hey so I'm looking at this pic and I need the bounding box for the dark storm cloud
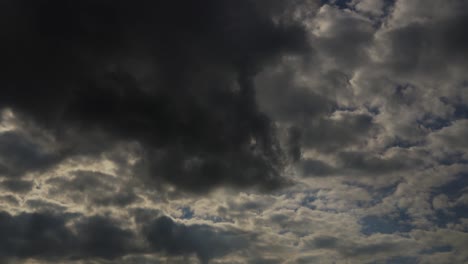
[0,211,76,260]
[1,179,34,193]
[0,131,60,178]
[143,216,248,264]
[0,210,248,262]
[74,216,137,260]
[0,0,310,192]
[47,170,141,207]
[0,211,135,261]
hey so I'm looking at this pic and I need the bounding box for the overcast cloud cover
[1,0,468,263]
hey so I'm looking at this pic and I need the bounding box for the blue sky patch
[360,211,413,235]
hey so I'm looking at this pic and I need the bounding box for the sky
[0,0,468,263]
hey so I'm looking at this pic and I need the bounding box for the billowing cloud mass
[1,0,468,263]
[0,0,311,192]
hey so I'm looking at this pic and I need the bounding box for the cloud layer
[0,0,310,192]
[1,0,468,263]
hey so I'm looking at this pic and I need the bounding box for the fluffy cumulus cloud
[1,0,468,263]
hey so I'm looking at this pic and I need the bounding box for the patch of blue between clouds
[436,152,468,166]
[321,0,396,14]
[382,0,396,12]
[440,95,468,119]
[320,0,352,9]
[430,173,468,229]
[180,207,194,219]
[204,215,234,224]
[333,105,358,112]
[421,245,453,254]
[365,104,380,115]
[343,181,398,207]
[454,103,468,119]
[360,210,413,235]
[434,172,468,200]
[433,205,468,231]
[385,137,423,149]
[300,193,317,210]
[417,114,452,131]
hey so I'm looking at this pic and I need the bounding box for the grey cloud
[246,257,282,264]
[47,170,140,208]
[303,235,415,261]
[0,0,468,263]
[255,66,335,124]
[0,211,76,260]
[0,131,60,178]
[73,216,137,260]
[138,144,289,193]
[343,241,400,257]
[312,4,375,70]
[25,199,68,213]
[143,216,248,264]
[299,148,417,177]
[309,235,339,249]
[379,4,468,80]
[254,63,336,161]
[300,159,336,177]
[0,195,19,207]
[336,151,415,175]
[267,111,378,165]
[0,0,311,193]
[301,112,376,153]
[92,191,141,208]
[1,179,33,193]
[429,120,468,151]
[0,210,249,263]
[48,170,116,193]
[351,0,387,17]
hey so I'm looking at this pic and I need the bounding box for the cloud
[0,131,60,178]
[0,0,311,193]
[0,211,135,261]
[143,216,248,264]
[300,112,377,153]
[73,216,137,260]
[429,120,468,152]
[1,179,34,193]
[1,0,468,263]
[47,170,141,208]
[0,210,249,263]
[0,211,77,260]
[300,233,420,263]
[351,0,386,17]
